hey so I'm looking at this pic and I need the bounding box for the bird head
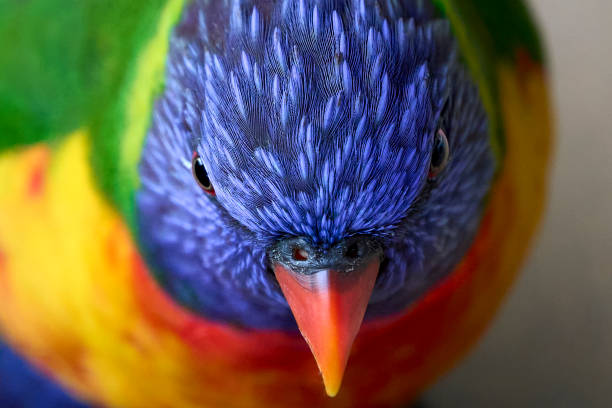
[138,0,495,396]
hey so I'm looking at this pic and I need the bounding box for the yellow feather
[0,59,553,407]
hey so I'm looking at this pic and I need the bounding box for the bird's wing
[0,0,186,228]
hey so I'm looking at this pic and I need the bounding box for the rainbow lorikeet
[0,0,552,407]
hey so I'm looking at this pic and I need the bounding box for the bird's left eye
[192,152,215,195]
[429,128,450,178]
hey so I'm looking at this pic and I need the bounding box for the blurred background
[428,0,612,406]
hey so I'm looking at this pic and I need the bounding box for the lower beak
[273,259,380,397]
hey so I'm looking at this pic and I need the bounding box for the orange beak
[273,259,380,396]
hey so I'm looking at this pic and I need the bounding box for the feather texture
[138,0,494,328]
[0,0,552,406]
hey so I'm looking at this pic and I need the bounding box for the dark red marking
[27,155,50,198]
[0,246,9,297]
[0,247,6,283]
[515,48,539,94]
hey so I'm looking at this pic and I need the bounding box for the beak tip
[273,259,381,398]
[319,359,346,397]
[324,382,341,398]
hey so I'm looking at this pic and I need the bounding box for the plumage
[0,0,552,407]
[136,0,495,329]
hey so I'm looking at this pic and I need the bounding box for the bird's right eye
[192,152,215,195]
[429,128,450,179]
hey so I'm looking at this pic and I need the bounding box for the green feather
[89,0,186,231]
[0,1,91,149]
[0,0,544,229]
[434,0,545,166]
[0,0,185,230]
[464,0,544,62]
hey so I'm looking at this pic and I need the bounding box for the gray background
[427,1,612,406]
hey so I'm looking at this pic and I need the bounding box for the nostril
[344,242,360,259]
[292,247,309,261]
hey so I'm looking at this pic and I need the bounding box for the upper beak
[270,236,382,397]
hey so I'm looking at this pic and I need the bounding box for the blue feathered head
[138,0,495,330]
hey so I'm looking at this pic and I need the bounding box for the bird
[0,0,552,407]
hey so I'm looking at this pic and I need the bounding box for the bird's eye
[429,128,450,178]
[192,152,215,195]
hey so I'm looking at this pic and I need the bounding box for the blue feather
[0,340,88,408]
[137,0,495,329]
